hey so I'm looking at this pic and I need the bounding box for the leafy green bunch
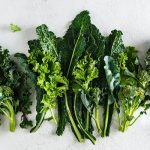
[28,48,68,132]
[72,53,99,143]
[15,24,69,133]
[116,47,150,132]
[0,10,149,145]
[0,46,32,131]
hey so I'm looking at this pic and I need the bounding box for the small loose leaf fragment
[10,23,21,32]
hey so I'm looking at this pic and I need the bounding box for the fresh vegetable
[0,10,149,144]
[115,48,150,132]
[0,46,32,130]
[10,23,21,32]
[0,86,15,131]
[26,24,69,133]
[72,53,98,144]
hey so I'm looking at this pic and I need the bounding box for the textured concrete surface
[0,0,150,150]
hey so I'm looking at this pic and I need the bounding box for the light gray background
[0,0,150,150]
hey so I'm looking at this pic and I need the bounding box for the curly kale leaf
[14,53,39,128]
[0,46,16,86]
[72,54,98,144]
[28,48,68,132]
[72,53,98,93]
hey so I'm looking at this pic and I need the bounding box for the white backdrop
[0,0,150,150]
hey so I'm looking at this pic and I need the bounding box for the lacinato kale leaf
[10,23,21,32]
[60,10,91,77]
[105,30,124,57]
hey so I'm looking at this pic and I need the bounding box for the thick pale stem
[64,93,83,142]
[30,112,46,133]
[2,100,16,132]
[9,112,15,132]
[49,107,57,124]
[95,106,102,134]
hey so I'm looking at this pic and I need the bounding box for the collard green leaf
[80,90,93,113]
[104,56,120,93]
[103,56,120,136]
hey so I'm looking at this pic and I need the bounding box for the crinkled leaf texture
[60,10,91,77]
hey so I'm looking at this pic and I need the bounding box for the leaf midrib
[66,25,84,77]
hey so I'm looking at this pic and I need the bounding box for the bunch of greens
[0,10,149,144]
[0,46,32,131]
[24,25,69,134]
[114,47,150,132]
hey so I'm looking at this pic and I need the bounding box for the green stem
[103,100,109,137]
[85,111,89,131]
[74,93,96,144]
[30,112,46,133]
[118,113,122,131]
[121,114,130,132]
[66,25,83,77]
[95,106,102,134]
[122,119,127,132]
[129,114,141,126]
[49,107,57,124]
[114,100,122,130]
[1,100,16,132]
[64,93,83,142]
[9,111,15,132]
